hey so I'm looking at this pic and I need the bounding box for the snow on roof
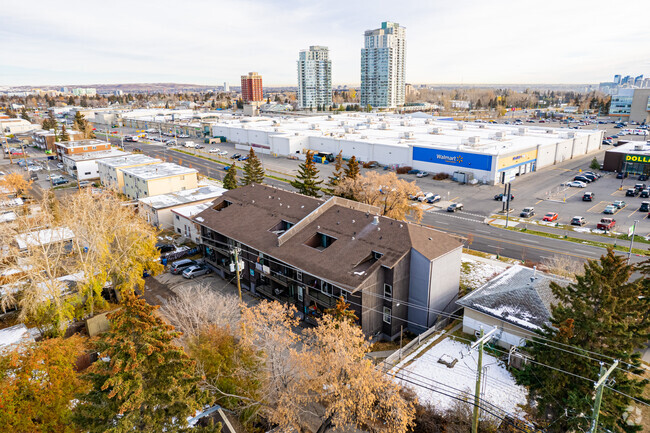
[63,149,129,161]
[171,201,214,219]
[139,185,225,210]
[0,211,17,223]
[0,324,35,349]
[15,227,75,250]
[457,264,570,331]
[121,162,197,181]
[0,197,24,208]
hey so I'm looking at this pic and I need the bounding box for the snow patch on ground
[393,337,528,414]
[461,257,507,290]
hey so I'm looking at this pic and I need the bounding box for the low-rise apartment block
[55,139,112,160]
[61,149,130,181]
[138,185,225,229]
[33,129,83,153]
[194,184,463,339]
[97,154,162,193]
[121,163,198,200]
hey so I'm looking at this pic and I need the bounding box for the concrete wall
[630,90,650,124]
[554,138,573,164]
[536,143,557,169]
[462,308,534,349]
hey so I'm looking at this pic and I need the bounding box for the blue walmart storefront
[412,147,496,184]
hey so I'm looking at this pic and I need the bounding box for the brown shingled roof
[194,184,463,291]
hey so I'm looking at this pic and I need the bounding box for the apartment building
[241,72,263,103]
[55,139,112,160]
[33,129,82,153]
[138,185,225,229]
[609,88,650,124]
[360,21,406,108]
[194,184,463,339]
[97,154,162,193]
[121,163,198,200]
[297,46,332,110]
[61,149,129,181]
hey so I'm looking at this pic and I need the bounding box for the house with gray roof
[456,265,569,349]
[194,183,464,340]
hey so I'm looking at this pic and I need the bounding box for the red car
[542,212,558,222]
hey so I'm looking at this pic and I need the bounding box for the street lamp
[627,220,639,264]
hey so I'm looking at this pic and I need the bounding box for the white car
[416,171,429,178]
[567,181,587,188]
[208,148,221,153]
[26,165,42,172]
[217,150,228,156]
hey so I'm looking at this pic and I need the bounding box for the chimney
[372,215,379,225]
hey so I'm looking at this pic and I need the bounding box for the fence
[381,310,461,366]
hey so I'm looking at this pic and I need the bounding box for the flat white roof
[122,162,197,181]
[209,113,602,156]
[64,149,129,162]
[606,141,650,156]
[139,185,225,209]
[0,324,34,349]
[96,153,161,168]
[171,201,214,219]
[15,227,74,250]
[57,139,107,148]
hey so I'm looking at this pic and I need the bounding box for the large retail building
[602,141,650,176]
[206,113,603,185]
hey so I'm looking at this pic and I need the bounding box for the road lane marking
[524,239,539,243]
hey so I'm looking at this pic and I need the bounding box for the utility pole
[234,246,242,302]
[627,220,639,264]
[471,327,497,433]
[589,360,619,433]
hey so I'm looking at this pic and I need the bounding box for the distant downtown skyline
[2,0,650,86]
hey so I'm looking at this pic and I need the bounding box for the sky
[2,0,650,87]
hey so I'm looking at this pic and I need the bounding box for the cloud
[1,0,649,86]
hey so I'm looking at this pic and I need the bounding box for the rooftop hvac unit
[479,124,486,128]
[429,127,443,134]
[310,124,318,130]
[339,121,348,126]
[457,123,465,130]
[468,136,480,145]
[634,143,644,151]
[274,128,280,132]
[327,115,334,120]
[379,122,389,130]
[425,119,433,124]
[360,135,368,139]
[495,131,506,140]
[344,127,355,134]
[402,131,415,139]
[400,120,410,126]
[567,132,576,138]
[518,127,528,135]
[546,129,554,134]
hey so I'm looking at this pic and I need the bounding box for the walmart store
[603,141,650,176]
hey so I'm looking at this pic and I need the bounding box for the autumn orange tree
[0,172,33,197]
[0,335,87,432]
[72,294,214,432]
[335,171,423,222]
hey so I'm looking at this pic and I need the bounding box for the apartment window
[177,228,181,234]
[175,215,180,220]
[298,286,304,302]
[383,307,391,324]
[373,251,384,260]
[340,289,348,301]
[296,271,303,282]
[321,281,333,296]
[384,283,392,298]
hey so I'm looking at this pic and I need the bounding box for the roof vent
[372,215,379,225]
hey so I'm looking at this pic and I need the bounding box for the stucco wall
[462,308,535,349]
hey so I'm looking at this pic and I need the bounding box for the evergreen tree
[73,294,213,433]
[59,124,70,142]
[20,106,30,122]
[67,96,75,106]
[516,249,649,433]
[590,157,600,171]
[290,151,322,197]
[344,155,360,180]
[326,150,344,192]
[241,147,265,186]
[223,163,238,190]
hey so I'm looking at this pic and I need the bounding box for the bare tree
[159,284,240,341]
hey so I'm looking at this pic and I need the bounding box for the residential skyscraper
[240,72,263,102]
[360,21,406,109]
[613,74,621,84]
[634,75,644,87]
[297,46,332,110]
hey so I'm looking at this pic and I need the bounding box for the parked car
[416,171,429,178]
[519,207,535,218]
[447,203,463,212]
[626,188,639,197]
[230,153,242,159]
[419,192,434,202]
[170,259,197,275]
[641,189,650,198]
[603,205,617,214]
[56,162,64,169]
[616,172,628,179]
[407,169,421,175]
[571,216,587,226]
[640,202,650,212]
[182,264,211,279]
[639,174,648,181]
[208,148,221,153]
[238,155,249,161]
[583,171,601,179]
[542,212,558,222]
[634,183,647,191]
[567,181,587,188]
[217,150,228,156]
[494,193,515,201]
[156,243,175,254]
[613,200,626,209]
[574,175,591,183]
[597,218,616,231]
[52,177,69,186]
[426,194,441,204]
[582,192,595,201]
[581,173,597,182]
[78,181,91,188]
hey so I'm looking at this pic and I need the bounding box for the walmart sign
[412,147,493,171]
